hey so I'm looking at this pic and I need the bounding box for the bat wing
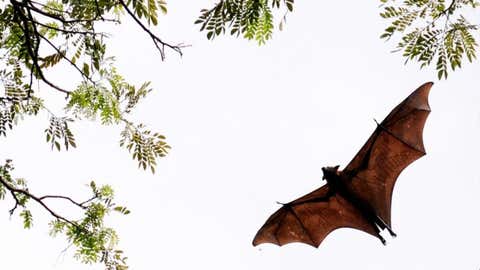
[252,185,380,247]
[343,82,432,227]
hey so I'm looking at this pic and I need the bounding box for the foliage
[0,160,129,269]
[120,122,170,173]
[45,116,76,150]
[0,0,299,268]
[0,0,181,269]
[379,0,479,79]
[196,0,295,44]
[0,0,180,171]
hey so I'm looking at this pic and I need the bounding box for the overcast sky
[1,1,480,270]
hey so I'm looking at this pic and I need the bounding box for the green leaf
[20,209,33,229]
[54,141,61,151]
[82,63,90,77]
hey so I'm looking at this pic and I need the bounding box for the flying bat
[252,82,433,247]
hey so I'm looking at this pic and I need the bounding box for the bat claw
[387,228,397,238]
[277,201,290,207]
[380,237,387,245]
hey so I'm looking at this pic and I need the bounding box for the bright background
[1,1,479,269]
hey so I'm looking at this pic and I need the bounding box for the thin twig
[33,19,107,36]
[0,175,79,228]
[37,33,97,86]
[39,195,87,209]
[118,0,185,60]
[79,195,97,206]
[12,0,119,24]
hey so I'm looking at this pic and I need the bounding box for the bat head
[321,165,340,181]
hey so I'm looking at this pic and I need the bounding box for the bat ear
[334,165,340,171]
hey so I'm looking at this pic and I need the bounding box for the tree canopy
[0,1,184,269]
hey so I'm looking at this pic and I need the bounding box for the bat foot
[386,228,397,238]
[379,236,387,245]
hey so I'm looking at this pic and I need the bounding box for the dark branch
[11,1,71,96]
[12,0,119,24]
[33,19,107,36]
[0,175,79,228]
[8,187,21,215]
[80,195,97,206]
[29,0,73,16]
[118,0,185,60]
[39,195,88,209]
[37,33,96,85]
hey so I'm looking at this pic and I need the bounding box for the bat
[252,82,433,247]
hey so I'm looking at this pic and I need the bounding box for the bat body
[253,82,432,247]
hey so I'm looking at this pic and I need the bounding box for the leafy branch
[65,67,171,171]
[120,121,170,173]
[196,0,295,44]
[1,0,182,171]
[0,159,130,269]
[118,0,186,59]
[379,0,479,79]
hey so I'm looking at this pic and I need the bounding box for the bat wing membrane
[343,82,432,227]
[252,185,379,247]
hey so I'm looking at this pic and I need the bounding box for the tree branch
[79,195,97,206]
[0,175,79,228]
[118,0,185,60]
[11,0,71,96]
[39,195,88,209]
[12,0,119,24]
[33,18,107,37]
[37,33,97,86]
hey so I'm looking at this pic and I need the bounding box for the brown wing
[252,185,380,247]
[343,82,432,227]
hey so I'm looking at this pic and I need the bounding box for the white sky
[1,1,480,269]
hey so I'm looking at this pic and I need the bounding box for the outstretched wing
[252,185,380,247]
[343,82,432,227]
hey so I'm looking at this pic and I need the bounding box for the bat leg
[374,216,397,237]
[378,218,396,237]
[386,227,397,238]
[379,234,387,245]
[373,223,387,245]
